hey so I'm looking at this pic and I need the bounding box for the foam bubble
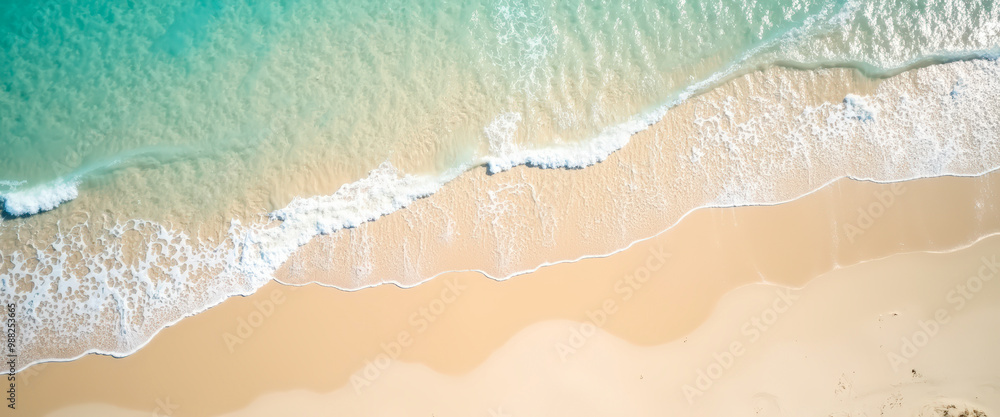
[842,94,877,122]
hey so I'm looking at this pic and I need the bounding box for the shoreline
[7,55,1000,375]
[18,169,1000,416]
[213,233,1000,417]
[10,168,997,375]
[44,238,1000,416]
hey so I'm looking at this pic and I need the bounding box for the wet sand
[23,169,1000,417]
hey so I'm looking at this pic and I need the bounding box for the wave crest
[1,179,80,217]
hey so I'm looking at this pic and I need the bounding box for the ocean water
[1,0,1000,367]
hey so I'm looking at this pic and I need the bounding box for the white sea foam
[0,160,460,371]
[474,0,841,177]
[482,109,663,174]
[5,57,1000,373]
[241,162,450,279]
[0,180,26,190]
[842,94,877,122]
[0,179,80,217]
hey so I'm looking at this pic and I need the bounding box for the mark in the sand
[918,402,988,417]
[879,390,903,415]
[834,372,855,398]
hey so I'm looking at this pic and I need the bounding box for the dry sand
[21,169,1000,417]
[213,231,1000,417]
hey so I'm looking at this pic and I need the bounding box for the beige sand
[20,169,1000,417]
[211,231,1000,417]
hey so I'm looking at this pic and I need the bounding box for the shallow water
[3,0,997,219]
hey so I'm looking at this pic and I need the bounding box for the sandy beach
[4,3,1000,416]
[20,168,1000,417]
[8,56,1000,373]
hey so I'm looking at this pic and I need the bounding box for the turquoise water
[2,0,1000,367]
[2,0,995,219]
